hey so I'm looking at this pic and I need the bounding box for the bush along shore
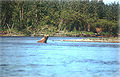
[0,30,119,37]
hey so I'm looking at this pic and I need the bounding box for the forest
[0,0,119,37]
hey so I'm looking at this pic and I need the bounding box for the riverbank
[60,38,120,43]
[0,31,118,37]
[0,34,119,43]
[0,31,120,43]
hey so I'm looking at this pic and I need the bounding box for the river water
[0,36,120,77]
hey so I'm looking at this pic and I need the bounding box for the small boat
[37,35,49,43]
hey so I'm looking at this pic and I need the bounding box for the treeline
[0,0,119,37]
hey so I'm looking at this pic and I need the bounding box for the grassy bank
[0,30,118,37]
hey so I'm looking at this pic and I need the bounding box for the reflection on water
[0,36,120,77]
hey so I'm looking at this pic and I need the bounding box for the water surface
[0,36,120,77]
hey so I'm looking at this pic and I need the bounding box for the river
[0,36,120,77]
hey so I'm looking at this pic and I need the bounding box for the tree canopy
[0,0,119,37]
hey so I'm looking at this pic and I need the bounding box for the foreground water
[0,36,120,77]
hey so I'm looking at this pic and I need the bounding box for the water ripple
[0,64,9,66]
[75,59,119,65]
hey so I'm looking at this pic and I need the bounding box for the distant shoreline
[0,32,118,37]
[61,38,120,43]
[0,34,119,43]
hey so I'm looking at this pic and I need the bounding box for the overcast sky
[103,0,119,4]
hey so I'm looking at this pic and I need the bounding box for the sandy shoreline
[61,39,120,43]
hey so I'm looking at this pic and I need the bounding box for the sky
[103,0,119,4]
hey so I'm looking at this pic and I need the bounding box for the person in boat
[37,35,49,43]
